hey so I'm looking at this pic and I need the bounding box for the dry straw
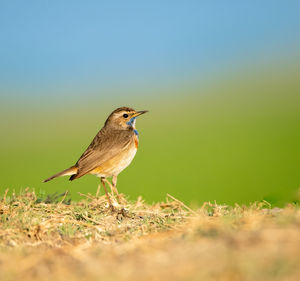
[0,189,299,281]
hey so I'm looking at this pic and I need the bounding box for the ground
[0,189,299,281]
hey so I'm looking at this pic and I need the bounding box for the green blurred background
[0,2,300,205]
[1,60,300,206]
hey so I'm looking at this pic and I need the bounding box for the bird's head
[105,107,148,129]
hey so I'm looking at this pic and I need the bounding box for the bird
[43,106,148,206]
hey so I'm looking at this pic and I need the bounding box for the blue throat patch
[126,117,139,136]
[126,117,136,126]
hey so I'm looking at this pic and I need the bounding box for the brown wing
[71,127,134,180]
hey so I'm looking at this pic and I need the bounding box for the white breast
[112,145,137,176]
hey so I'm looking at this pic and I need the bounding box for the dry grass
[0,189,300,281]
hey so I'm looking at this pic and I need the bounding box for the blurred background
[0,1,299,206]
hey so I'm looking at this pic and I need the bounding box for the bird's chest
[91,131,139,177]
[110,140,137,175]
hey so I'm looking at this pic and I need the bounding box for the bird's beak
[132,110,148,117]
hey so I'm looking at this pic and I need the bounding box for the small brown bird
[44,107,148,206]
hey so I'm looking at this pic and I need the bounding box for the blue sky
[0,1,299,100]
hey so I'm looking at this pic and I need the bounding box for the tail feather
[43,166,77,183]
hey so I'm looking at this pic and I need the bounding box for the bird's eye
[123,113,129,118]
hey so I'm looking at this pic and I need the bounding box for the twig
[78,192,95,200]
[96,184,101,198]
[3,188,9,202]
[82,215,104,226]
[59,190,69,205]
[167,193,198,216]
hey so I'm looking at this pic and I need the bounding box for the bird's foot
[108,204,115,212]
[116,207,130,220]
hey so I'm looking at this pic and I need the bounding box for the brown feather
[44,106,143,183]
[70,126,135,180]
[43,166,77,182]
[104,106,135,126]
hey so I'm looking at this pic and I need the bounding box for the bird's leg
[112,175,122,203]
[112,175,119,195]
[104,177,120,203]
[103,178,116,195]
[101,177,112,208]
